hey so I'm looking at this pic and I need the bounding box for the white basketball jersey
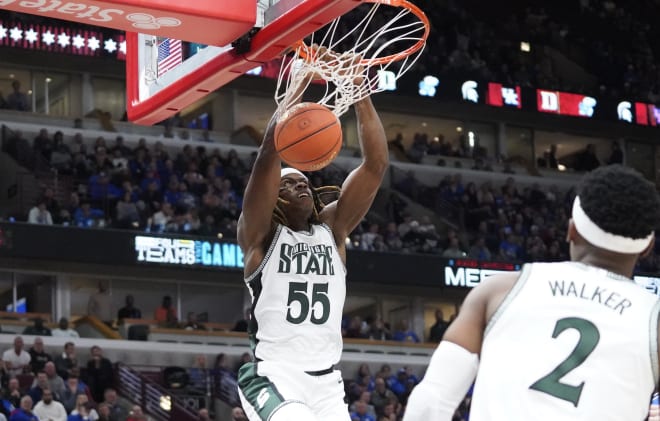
[471,262,660,421]
[244,223,346,371]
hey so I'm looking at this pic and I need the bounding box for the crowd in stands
[410,0,660,103]
[4,126,659,273]
[0,334,139,421]
[2,0,660,109]
[342,362,471,421]
[342,309,450,345]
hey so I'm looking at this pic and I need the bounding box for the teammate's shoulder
[467,270,521,304]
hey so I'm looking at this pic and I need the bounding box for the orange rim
[294,0,430,66]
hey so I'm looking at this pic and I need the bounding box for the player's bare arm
[319,96,388,260]
[237,114,282,275]
[404,272,520,421]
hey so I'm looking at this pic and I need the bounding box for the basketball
[274,102,343,172]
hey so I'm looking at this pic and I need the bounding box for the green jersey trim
[245,224,283,283]
[237,362,287,421]
[484,263,532,338]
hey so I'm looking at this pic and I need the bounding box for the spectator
[61,377,87,414]
[117,295,141,320]
[350,391,377,420]
[28,372,49,403]
[51,132,72,172]
[230,407,247,421]
[212,354,239,407]
[183,312,205,331]
[42,188,61,223]
[154,296,177,326]
[86,347,114,404]
[388,369,412,399]
[370,378,397,418]
[44,362,66,400]
[96,403,111,421]
[499,233,521,261]
[27,201,53,225]
[350,400,376,421]
[126,406,146,421]
[391,320,420,343]
[9,396,37,421]
[23,318,51,336]
[233,352,252,375]
[468,237,492,260]
[52,318,79,338]
[73,201,105,228]
[33,388,66,421]
[28,337,52,374]
[345,316,367,339]
[102,389,129,421]
[32,129,52,162]
[188,355,208,394]
[441,237,467,258]
[3,336,31,377]
[87,282,113,324]
[428,309,449,343]
[68,394,99,421]
[5,379,21,410]
[54,342,78,380]
[0,391,10,420]
[607,141,624,165]
[368,318,391,341]
[115,192,140,229]
[6,81,29,112]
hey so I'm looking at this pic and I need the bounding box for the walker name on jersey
[135,235,244,268]
[277,243,336,275]
[548,280,632,315]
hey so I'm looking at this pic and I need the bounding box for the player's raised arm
[320,96,388,244]
[237,114,282,252]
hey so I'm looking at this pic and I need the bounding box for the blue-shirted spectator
[392,320,420,343]
[88,173,121,203]
[349,401,375,421]
[73,202,104,228]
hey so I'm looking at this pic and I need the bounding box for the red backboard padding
[0,0,255,46]
[126,0,363,125]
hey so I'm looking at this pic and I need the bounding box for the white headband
[280,167,306,179]
[572,196,654,254]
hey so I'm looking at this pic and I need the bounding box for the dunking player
[405,165,660,420]
[236,96,387,420]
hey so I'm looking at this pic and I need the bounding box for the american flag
[157,38,182,77]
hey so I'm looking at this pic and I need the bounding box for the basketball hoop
[275,0,430,118]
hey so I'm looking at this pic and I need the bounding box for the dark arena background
[0,0,659,420]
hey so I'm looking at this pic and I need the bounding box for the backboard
[126,0,364,125]
[0,0,255,46]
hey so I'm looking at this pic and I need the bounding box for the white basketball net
[275,1,428,118]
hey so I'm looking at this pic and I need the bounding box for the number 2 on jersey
[529,317,600,407]
[286,282,330,325]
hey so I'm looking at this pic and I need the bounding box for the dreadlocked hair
[577,164,660,239]
[273,185,341,226]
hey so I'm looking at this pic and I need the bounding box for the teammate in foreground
[236,96,387,420]
[405,165,660,421]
